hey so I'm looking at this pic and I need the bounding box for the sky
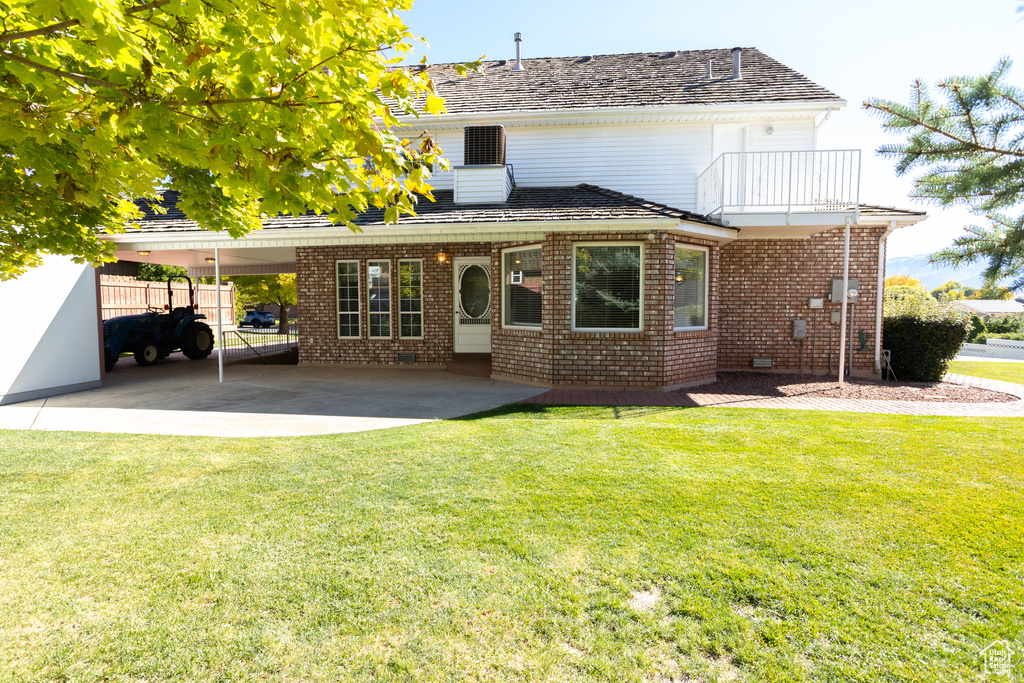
[400,0,1024,259]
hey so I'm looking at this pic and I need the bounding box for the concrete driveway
[0,353,547,437]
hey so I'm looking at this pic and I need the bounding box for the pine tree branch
[865,100,1024,159]
[0,1,171,43]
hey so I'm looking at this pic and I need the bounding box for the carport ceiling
[115,246,295,276]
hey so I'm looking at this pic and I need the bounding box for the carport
[0,354,546,436]
[110,236,298,382]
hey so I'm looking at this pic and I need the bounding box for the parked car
[240,310,276,328]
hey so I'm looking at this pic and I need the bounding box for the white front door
[453,257,492,353]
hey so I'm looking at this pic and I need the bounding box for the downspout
[215,248,223,384]
[874,220,899,375]
[812,106,833,150]
[838,216,852,387]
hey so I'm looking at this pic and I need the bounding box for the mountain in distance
[885,254,1000,291]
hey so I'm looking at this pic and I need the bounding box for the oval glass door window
[459,265,490,318]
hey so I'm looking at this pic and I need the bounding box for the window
[398,260,423,338]
[502,246,542,327]
[674,246,708,330]
[573,244,642,331]
[368,260,391,338]
[336,260,360,338]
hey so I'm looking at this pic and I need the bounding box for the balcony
[697,150,861,234]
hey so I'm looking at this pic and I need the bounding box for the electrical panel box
[830,311,841,324]
[808,298,824,309]
[830,278,860,303]
[792,318,807,339]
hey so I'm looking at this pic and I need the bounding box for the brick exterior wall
[718,225,885,377]
[296,233,719,389]
[296,243,489,367]
[295,224,884,387]
[491,232,718,389]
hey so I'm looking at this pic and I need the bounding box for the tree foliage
[1,0,468,279]
[864,58,1024,290]
[884,274,922,288]
[229,274,295,333]
[931,280,968,301]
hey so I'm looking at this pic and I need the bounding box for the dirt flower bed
[699,372,1018,403]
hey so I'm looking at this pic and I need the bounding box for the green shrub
[985,313,1024,335]
[885,284,935,304]
[976,332,1024,343]
[966,314,986,343]
[883,292,972,381]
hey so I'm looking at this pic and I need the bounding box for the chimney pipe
[513,33,526,71]
[706,59,712,79]
[732,47,742,79]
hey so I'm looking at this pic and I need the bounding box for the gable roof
[409,48,843,116]
[960,299,1024,315]
[131,184,723,233]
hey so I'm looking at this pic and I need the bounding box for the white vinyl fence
[959,339,1024,360]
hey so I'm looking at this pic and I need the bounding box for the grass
[1,407,1022,681]
[949,360,1024,384]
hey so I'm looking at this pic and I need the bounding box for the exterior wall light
[437,251,449,263]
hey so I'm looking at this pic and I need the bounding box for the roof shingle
[408,48,842,116]
[132,184,719,233]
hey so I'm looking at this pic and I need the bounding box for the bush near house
[966,314,986,343]
[985,313,1024,335]
[883,289,972,381]
[976,332,1024,343]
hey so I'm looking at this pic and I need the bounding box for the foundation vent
[397,353,416,363]
[752,357,773,368]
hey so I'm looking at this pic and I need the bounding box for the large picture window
[503,246,542,327]
[368,260,391,338]
[398,260,423,339]
[336,260,360,338]
[573,244,642,331]
[674,246,708,330]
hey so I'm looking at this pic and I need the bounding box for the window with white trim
[674,246,708,330]
[368,260,391,338]
[502,246,542,327]
[573,243,642,331]
[336,260,360,338]
[398,259,423,339]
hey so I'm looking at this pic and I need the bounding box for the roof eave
[391,100,848,129]
[104,217,739,251]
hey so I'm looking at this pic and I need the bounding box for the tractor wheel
[181,322,214,360]
[134,338,160,366]
[104,348,117,373]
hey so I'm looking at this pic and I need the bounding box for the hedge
[976,332,1024,343]
[883,291,971,381]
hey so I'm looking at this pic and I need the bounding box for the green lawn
[1,407,1022,682]
[949,360,1024,384]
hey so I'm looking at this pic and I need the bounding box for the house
[960,299,1024,318]
[1,44,929,403]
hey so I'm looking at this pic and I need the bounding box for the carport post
[215,248,223,383]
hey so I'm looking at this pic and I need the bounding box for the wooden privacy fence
[101,276,235,321]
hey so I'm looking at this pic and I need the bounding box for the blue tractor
[102,276,215,372]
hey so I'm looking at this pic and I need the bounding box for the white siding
[426,118,816,211]
[0,257,102,404]
[747,119,815,153]
[453,165,510,203]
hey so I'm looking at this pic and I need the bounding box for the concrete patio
[0,353,547,437]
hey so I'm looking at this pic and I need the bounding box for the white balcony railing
[697,149,861,218]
